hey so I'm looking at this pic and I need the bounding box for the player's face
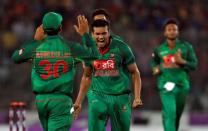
[92,26,110,48]
[94,14,107,20]
[164,24,179,40]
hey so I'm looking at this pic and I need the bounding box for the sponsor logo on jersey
[109,53,115,58]
[93,59,119,76]
[93,60,115,70]
[163,54,175,65]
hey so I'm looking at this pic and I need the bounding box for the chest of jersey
[158,44,188,65]
[92,48,122,77]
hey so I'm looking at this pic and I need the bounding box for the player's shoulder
[111,34,124,41]
[178,39,193,49]
[58,37,76,48]
[111,36,130,48]
[155,41,166,50]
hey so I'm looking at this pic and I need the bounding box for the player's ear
[163,31,166,37]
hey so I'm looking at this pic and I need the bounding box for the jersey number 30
[38,60,69,79]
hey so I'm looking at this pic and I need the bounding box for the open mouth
[97,38,105,43]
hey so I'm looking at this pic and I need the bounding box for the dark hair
[91,19,110,32]
[92,8,110,20]
[44,27,61,35]
[163,18,180,30]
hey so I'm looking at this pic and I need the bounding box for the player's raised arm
[72,14,99,60]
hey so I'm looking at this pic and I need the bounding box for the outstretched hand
[34,24,45,41]
[74,15,89,36]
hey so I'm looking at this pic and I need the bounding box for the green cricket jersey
[86,37,135,95]
[151,39,197,90]
[12,33,97,97]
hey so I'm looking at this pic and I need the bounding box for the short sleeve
[120,43,136,65]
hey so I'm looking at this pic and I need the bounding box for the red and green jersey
[86,37,136,95]
[151,39,197,90]
[12,33,97,97]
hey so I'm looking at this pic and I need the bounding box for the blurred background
[0,0,208,130]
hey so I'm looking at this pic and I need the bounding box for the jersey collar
[45,35,62,40]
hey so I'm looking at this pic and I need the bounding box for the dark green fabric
[159,88,188,131]
[35,94,72,131]
[88,90,132,131]
[42,12,63,30]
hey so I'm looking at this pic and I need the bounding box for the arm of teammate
[73,15,99,59]
[73,66,92,120]
[127,63,142,108]
[34,24,45,41]
[151,48,161,75]
[11,40,40,63]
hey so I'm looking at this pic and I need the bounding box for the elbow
[11,55,20,64]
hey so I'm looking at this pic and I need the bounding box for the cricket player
[11,12,97,131]
[73,20,142,131]
[151,18,197,131]
[92,8,123,41]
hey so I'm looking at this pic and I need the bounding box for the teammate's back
[32,35,77,96]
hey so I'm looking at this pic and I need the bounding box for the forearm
[81,33,99,57]
[81,33,94,47]
[74,76,91,105]
[131,70,142,99]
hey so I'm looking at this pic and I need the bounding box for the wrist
[134,97,141,101]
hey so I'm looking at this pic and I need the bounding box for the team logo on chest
[109,53,115,58]
[163,54,175,65]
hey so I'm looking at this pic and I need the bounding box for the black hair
[163,18,180,30]
[92,8,110,20]
[91,19,110,32]
[44,27,61,35]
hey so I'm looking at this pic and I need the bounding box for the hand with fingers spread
[74,15,89,36]
[132,97,143,108]
[34,24,45,41]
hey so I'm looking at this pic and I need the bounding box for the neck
[166,38,176,49]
